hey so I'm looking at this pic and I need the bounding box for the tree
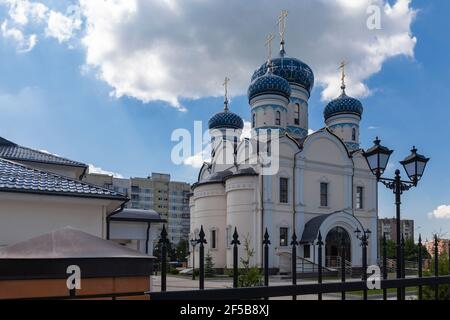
[238,235,262,287]
[205,252,215,277]
[176,239,189,262]
[423,252,449,300]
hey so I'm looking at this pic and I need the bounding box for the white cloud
[45,9,81,43]
[78,0,417,109]
[88,164,124,178]
[0,0,417,110]
[0,0,81,50]
[1,20,36,52]
[428,205,450,220]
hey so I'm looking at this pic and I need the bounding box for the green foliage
[205,252,215,277]
[238,235,262,287]
[384,238,431,261]
[423,252,450,300]
[170,268,180,275]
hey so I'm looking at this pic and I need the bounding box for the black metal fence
[149,225,450,301]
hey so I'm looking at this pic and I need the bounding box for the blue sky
[0,0,449,239]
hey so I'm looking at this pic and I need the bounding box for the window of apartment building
[131,186,140,193]
[356,186,364,209]
[294,103,300,125]
[320,182,328,207]
[279,177,288,203]
[144,188,151,194]
[304,244,311,259]
[131,194,140,201]
[280,227,288,247]
[210,230,217,249]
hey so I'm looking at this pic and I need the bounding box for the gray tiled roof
[110,209,167,223]
[0,137,87,168]
[0,157,126,200]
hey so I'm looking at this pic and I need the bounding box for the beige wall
[0,193,115,247]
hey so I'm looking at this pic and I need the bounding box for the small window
[226,227,231,248]
[294,103,300,125]
[279,177,288,203]
[280,227,288,247]
[275,111,281,126]
[352,128,356,141]
[304,244,311,259]
[211,230,217,249]
[320,182,328,207]
[252,113,256,128]
[356,186,364,209]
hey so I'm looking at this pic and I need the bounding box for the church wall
[225,175,259,269]
[190,183,227,268]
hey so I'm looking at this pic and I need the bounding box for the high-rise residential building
[377,218,415,242]
[85,172,191,244]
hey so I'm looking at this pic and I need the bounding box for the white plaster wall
[0,193,110,246]
[190,183,227,268]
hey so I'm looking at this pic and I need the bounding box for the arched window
[252,113,256,128]
[294,103,300,125]
[352,128,356,141]
[275,110,281,126]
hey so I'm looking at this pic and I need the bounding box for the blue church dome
[248,71,291,102]
[208,110,244,130]
[324,92,363,121]
[251,56,314,94]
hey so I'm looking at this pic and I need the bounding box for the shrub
[238,235,262,287]
[423,252,449,300]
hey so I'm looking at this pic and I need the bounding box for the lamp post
[355,228,371,300]
[363,137,429,300]
[190,238,198,280]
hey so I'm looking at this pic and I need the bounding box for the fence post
[418,234,423,300]
[382,235,387,301]
[341,239,346,301]
[159,225,168,292]
[198,226,207,290]
[401,234,405,300]
[263,228,271,287]
[291,232,298,301]
[434,234,439,300]
[231,227,240,288]
[317,231,323,301]
[362,233,368,301]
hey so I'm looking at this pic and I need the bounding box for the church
[189,14,378,273]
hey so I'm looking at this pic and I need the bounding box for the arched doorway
[325,227,351,267]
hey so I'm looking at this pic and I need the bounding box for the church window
[320,182,328,207]
[210,229,217,249]
[280,227,288,247]
[294,103,300,125]
[275,111,281,126]
[356,186,364,209]
[352,128,356,141]
[304,244,311,259]
[252,113,256,128]
[280,177,289,203]
[226,227,231,248]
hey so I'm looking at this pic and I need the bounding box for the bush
[205,252,215,277]
[170,268,180,275]
[238,235,262,287]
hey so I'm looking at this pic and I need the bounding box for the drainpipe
[106,204,125,240]
[260,173,264,268]
[146,222,151,254]
[293,149,302,232]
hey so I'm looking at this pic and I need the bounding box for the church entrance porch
[325,226,351,268]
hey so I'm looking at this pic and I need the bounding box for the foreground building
[0,136,162,254]
[190,25,378,272]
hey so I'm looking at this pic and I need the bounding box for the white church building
[189,24,378,273]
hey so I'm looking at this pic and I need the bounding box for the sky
[0,0,449,240]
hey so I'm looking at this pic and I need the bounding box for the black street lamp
[363,137,429,300]
[355,228,371,300]
[190,238,198,280]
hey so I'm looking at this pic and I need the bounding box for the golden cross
[278,10,289,41]
[339,60,348,88]
[265,34,275,62]
[223,76,230,102]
